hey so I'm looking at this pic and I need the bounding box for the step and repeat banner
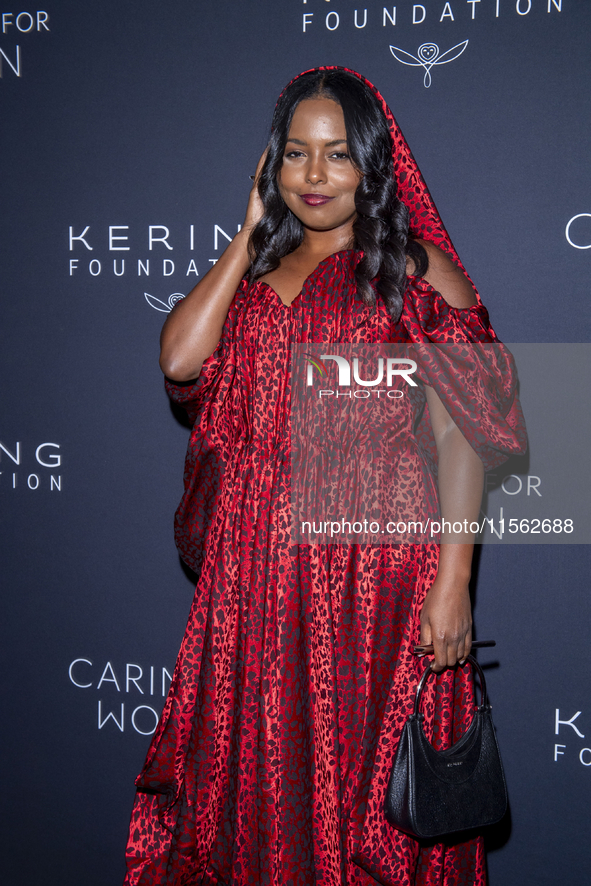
[1,2,590,884]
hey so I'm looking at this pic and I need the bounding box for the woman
[124,68,525,886]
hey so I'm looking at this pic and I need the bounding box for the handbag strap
[412,654,488,717]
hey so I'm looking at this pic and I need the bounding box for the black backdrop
[1,2,590,884]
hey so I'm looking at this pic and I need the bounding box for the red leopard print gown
[123,255,526,886]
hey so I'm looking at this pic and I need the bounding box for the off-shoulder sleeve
[164,278,248,425]
[402,275,527,471]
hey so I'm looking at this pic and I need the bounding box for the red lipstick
[300,194,334,206]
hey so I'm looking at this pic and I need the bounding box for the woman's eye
[330,152,350,160]
[285,150,305,159]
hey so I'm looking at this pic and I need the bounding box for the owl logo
[390,41,469,88]
[144,292,185,313]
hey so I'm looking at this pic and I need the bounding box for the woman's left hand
[419,572,472,673]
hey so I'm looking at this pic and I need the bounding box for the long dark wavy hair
[249,69,428,321]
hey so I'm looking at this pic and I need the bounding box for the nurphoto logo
[304,353,417,390]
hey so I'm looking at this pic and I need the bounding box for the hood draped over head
[280,66,479,300]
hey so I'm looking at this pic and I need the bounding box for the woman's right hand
[243,147,268,232]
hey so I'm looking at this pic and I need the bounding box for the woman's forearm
[437,424,484,546]
[159,229,251,382]
[421,386,484,670]
[160,155,267,382]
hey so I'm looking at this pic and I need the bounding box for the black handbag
[384,655,508,840]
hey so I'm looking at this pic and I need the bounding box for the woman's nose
[306,155,326,184]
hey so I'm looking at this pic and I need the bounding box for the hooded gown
[124,69,526,886]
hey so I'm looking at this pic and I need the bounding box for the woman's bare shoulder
[408,239,477,309]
